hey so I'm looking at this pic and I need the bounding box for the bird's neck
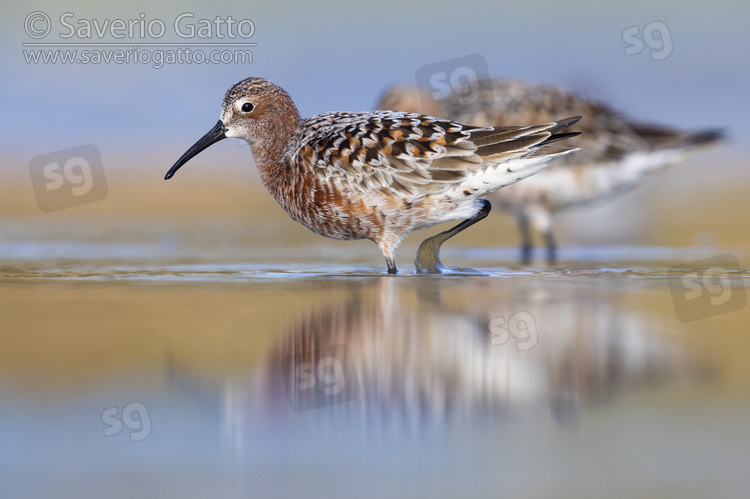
[250,104,302,195]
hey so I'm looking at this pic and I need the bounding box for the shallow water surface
[1,245,749,498]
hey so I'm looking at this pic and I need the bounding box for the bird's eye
[241,102,255,113]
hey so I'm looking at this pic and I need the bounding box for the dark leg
[386,256,397,274]
[544,230,557,265]
[517,212,533,265]
[415,200,491,274]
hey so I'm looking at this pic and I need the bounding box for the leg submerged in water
[415,200,492,274]
[518,205,555,266]
[544,230,557,265]
[517,211,533,265]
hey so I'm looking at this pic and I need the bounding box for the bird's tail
[591,124,725,192]
[626,122,726,151]
[454,116,582,198]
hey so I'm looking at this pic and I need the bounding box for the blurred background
[2,1,750,497]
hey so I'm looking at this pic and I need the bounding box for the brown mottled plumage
[377,78,724,264]
[165,77,580,273]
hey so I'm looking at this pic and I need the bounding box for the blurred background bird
[377,78,724,264]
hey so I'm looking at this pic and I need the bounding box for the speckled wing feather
[293,111,579,197]
[377,79,650,166]
[377,78,725,170]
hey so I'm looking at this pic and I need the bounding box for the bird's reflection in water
[223,276,689,451]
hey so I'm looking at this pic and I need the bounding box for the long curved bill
[164,120,228,180]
